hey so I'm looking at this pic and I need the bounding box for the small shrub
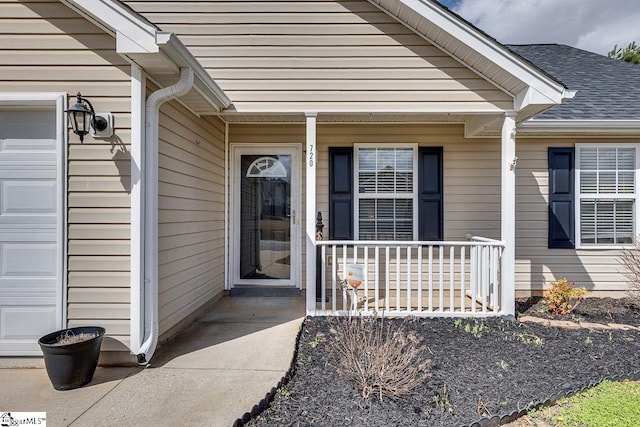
[545,278,587,315]
[619,238,640,310]
[454,318,486,338]
[433,384,452,414]
[515,332,544,347]
[325,316,431,401]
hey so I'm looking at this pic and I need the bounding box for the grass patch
[529,380,640,426]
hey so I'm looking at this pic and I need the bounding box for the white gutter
[137,67,194,365]
[156,32,231,110]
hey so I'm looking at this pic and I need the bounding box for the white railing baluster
[417,245,423,312]
[428,245,433,312]
[406,246,412,312]
[321,245,326,313]
[396,246,401,311]
[460,246,466,313]
[439,246,444,311]
[363,246,369,312]
[482,245,488,313]
[342,245,347,312]
[491,247,500,313]
[385,246,390,312]
[470,245,477,313]
[449,245,455,312]
[374,246,379,312]
[331,244,337,313]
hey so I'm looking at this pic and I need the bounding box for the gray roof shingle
[507,44,640,120]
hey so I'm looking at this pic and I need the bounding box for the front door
[232,145,301,287]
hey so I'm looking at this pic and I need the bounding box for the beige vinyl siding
[0,0,132,351]
[315,123,501,241]
[157,100,226,338]
[515,138,639,297]
[123,0,512,113]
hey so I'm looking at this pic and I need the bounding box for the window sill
[575,245,630,250]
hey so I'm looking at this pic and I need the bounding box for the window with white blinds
[356,146,416,240]
[578,146,637,245]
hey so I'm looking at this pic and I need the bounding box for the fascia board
[515,87,576,112]
[382,0,569,105]
[66,0,158,53]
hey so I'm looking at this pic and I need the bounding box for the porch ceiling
[217,112,504,137]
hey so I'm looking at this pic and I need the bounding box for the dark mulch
[247,301,640,427]
[517,296,640,326]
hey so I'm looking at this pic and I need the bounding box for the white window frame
[575,143,640,249]
[354,143,419,241]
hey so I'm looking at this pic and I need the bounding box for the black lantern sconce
[65,92,113,142]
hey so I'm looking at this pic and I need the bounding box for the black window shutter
[329,147,354,240]
[418,147,443,241]
[548,147,575,248]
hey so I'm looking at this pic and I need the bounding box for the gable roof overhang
[64,0,577,134]
[62,0,231,115]
[367,0,576,129]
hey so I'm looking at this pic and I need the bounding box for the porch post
[501,112,516,316]
[305,113,318,315]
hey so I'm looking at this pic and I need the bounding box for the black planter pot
[38,326,105,390]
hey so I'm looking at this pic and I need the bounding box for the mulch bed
[517,296,640,327]
[247,299,640,427]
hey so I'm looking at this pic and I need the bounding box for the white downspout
[224,121,229,290]
[130,64,145,356]
[137,67,194,365]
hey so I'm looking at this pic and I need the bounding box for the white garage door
[0,109,61,355]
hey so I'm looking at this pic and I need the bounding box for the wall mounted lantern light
[65,92,113,142]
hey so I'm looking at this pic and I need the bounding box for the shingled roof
[508,44,640,120]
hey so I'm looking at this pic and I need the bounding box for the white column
[501,112,516,316]
[305,113,318,315]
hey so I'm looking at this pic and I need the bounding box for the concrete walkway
[0,296,305,426]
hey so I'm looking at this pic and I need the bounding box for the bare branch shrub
[325,315,431,401]
[619,238,640,309]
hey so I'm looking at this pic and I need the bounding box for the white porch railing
[313,237,505,317]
